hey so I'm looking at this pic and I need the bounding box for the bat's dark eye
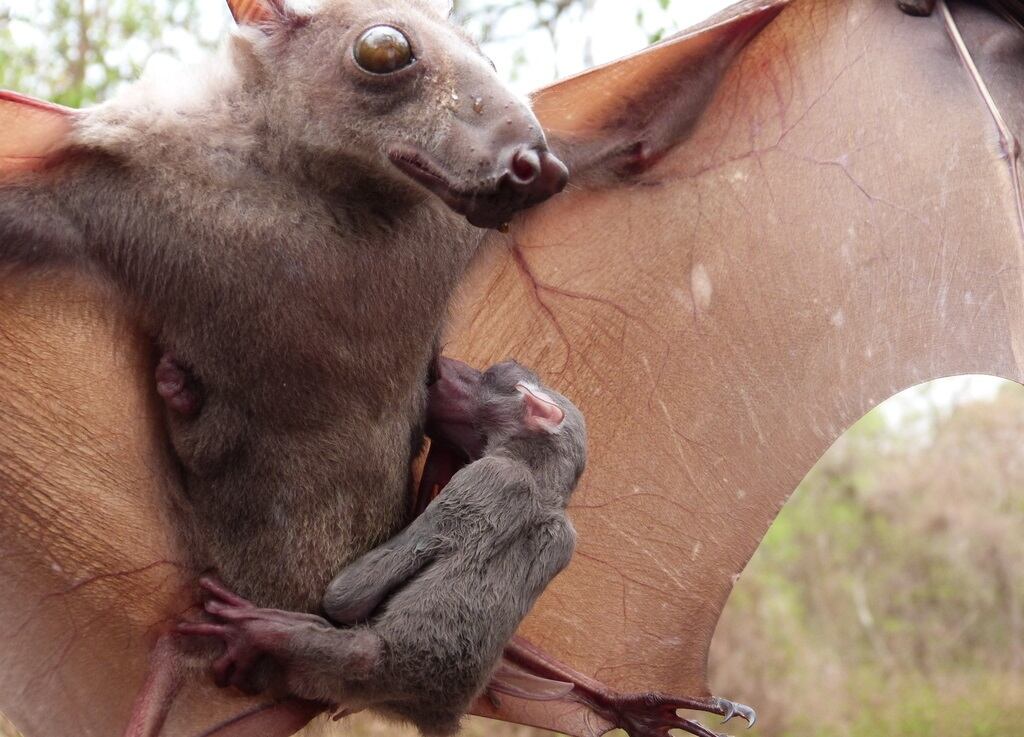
[354,26,414,75]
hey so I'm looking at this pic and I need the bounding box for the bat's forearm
[322,545,427,624]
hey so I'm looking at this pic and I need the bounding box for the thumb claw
[721,702,736,724]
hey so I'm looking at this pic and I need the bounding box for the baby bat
[0,0,567,617]
[177,357,587,736]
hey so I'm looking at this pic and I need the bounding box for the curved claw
[714,697,756,728]
[500,637,760,737]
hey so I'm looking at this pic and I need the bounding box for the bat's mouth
[387,144,567,229]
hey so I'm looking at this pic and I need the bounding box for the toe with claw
[175,576,332,694]
[602,693,756,737]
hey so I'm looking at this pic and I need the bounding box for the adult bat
[0,0,571,733]
[2,0,1022,736]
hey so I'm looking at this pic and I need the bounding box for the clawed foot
[710,696,757,727]
[502,636,755,737]
[175,576,331,694]
[594,693,755,737]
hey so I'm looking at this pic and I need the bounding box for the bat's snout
[457,144,567,228]
[500,145,569,205]
[388,141,568,230]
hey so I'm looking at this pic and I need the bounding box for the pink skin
[155,354,202,417]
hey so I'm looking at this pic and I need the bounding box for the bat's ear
[531,1,787,179]
[0,91,77,175]
[517,383,566,434]
[226,0,298,29]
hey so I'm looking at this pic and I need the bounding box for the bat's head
[479,360,587,493]
[228,0,568,229]
[426,357,586,494]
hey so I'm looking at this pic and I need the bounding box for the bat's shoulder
[458,453,535,491]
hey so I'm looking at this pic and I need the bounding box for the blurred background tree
[2,2,1024,737]
[0,0,701,104]
[711,380,1024,737]
[0,0,223,106]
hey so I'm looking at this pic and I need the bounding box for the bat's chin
[387,144,568,229]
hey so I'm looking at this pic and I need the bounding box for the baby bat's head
[226,0,567,228]
[479,360,587,494]
[428,357,586,494]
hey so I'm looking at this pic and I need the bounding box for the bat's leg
[896,0,936,15]
[122,634,184,737]
[501,636,755,737]
[156,353,203,417]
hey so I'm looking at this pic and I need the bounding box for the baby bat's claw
[181,576,334,695]
[198,575,252,608]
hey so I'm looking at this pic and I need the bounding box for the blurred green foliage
[710,382,1024,737]
[0,0,221,105]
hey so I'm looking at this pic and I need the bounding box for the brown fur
[0,0,563,612]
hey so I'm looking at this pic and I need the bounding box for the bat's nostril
[510,148,542,185]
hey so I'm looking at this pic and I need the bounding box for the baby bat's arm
[322,503,446,625]
[523,516,576,602]
[322,454,517,625]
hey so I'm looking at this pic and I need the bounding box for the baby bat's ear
[226,0,298,29]
[0,91,77,175]
[517,383,566,434]
[531,0,787,179]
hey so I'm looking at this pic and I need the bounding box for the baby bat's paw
[155,353,203,417]
[176,576,332,695]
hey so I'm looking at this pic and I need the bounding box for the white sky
[462,0,736,92]
[158,0,737,93]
